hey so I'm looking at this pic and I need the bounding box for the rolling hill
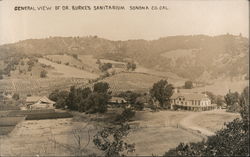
[0,34,248,81]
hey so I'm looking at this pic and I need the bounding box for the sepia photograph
[0,0,249,156]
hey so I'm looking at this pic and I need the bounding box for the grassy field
[0,78,88,95]
[0,117,25,126]
[180,79,248,95]
[192,111,240,132]
[0,110,239,156]
[100,72,180,94]
[0,116,25,135]
[38,58,98,79]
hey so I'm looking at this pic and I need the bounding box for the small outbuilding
[26,96,55,110]
[108,97,127,105]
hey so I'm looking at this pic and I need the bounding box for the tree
[133,99,144,111]
[84,92,110,113]
[184,80,193,89]
[93,124,135,157]
[12,93,19,100]
[93,82,110,94]
[96,59,101,65]
[126,62,136,71]
[216,95,225,107]
[239,86,249,131]
[40,69,48,78]
[72,54,78,59]
[115,108,135,123]
[49,89,69,109]
[118,91,141,105]
[224,90,240,112]
[150,80,174,108]
[66,86,78,110]
[99,63,112,72]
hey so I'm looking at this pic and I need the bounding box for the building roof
[26,96,41,103]
[109,97,127,102]
[170,92,209,101]
[39,96,55,104]
[26,96,55,104]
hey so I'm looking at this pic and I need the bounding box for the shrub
[99,63,112,72]
[40,69,48,78]
[132,101,144,111]
[115,108,135,123]
[184,80,193,89]
[93,124,135,157]
[12,93,20,100]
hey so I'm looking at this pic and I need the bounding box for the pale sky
[0,0,249,45]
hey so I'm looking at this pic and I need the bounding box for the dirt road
[179,109,239,137]
[179,111,215,136]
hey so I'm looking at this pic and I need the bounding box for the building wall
[171,97,212,108]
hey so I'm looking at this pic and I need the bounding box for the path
[179,110,222,136]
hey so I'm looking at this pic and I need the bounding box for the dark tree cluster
[202,91,225,107]
[93,124,135,157]
[49,89,69,109]
[126,62,136,71]
[49,82,111,113]
[40,69,48,78]
[118,91,144,110]
[224,90,241,112]
[99,63,112,72]
[2,56,23,76]
[115,108,135,123]
[184,80,193,89]
[150,80,174,108]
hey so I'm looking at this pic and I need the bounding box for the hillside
[84,72,184,94]
[0,34,248,81]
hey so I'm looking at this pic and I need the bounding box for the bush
[164,118,249,156]
[40,69,48,78]
[12,93,19,100]
[93,124,135,157]
[115,108,135,123]
[99,63,112,72]
[184,80,193,89]
[132,101,144,111]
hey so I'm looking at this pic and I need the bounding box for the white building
[170,92,216,111]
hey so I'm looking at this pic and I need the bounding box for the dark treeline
[49,82,111,113]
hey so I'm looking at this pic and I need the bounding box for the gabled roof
[26,96,41,103]
[39,96,55,104]
[26,96,55,104]
[170,93,209,101]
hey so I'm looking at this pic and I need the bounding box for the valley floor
[0,109,239,156]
